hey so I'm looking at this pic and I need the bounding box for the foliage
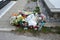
[16,27,23,32]
[34,6,40,13]
[41,26,60,34]
[41,27,52,33]
[31,0,37,2]
[27,0,30,3]
[15,26,60,35]
[11,0,17,1]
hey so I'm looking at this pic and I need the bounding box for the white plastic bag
[25,14,37,26]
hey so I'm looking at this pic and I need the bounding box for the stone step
[44,22,60,27]
[0,23,16,31]
[0,28,16,31]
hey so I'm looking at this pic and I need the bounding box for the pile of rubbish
[10,10,46,31]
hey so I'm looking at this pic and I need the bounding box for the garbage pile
[10,10,46,31]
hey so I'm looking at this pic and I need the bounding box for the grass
[31,0,37,2]
[11,0,17,1]
[16,27,23,32]
[15,26,60,35]
[41,26,60,34]
[41,27,52,33]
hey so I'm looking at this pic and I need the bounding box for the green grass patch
[41,27,52,33]
[15,26,60,35]
[34,6,40,13]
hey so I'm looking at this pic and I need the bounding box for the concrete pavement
[0,32,60,40]
[0,0,27,31]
